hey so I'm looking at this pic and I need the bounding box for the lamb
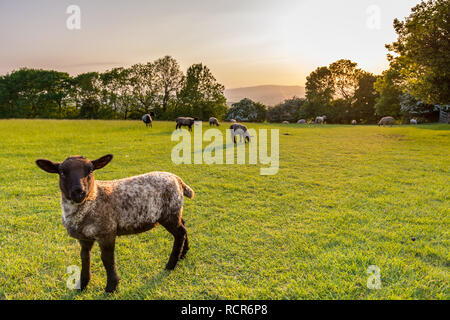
[378,116,394,127]
[175,117,199,131]
[315,115,327,125]
[209,117,220,126]
[35,154,194,293]
[297,119,306,124]
[282,121,289,124]
[230,123,251,143]
[410,119,418,125]
[142,114,152,127]
[351,120,357,125]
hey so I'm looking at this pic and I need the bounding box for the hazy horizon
[0,0,422,88]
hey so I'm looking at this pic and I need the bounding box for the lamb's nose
[71,186,86,201]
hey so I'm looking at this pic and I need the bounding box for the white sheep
[315,116,327,125]
[378,116,394,126]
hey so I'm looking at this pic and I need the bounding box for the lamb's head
[36,154,113,203]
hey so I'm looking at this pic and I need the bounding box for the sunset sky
[0,0,422,88]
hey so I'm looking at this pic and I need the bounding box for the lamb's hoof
[104,280,119,293]
[104,285,118,293]
[78,284,88,292]
[79,277,90,291]
[165,262,177,270]
[180,247,189,260]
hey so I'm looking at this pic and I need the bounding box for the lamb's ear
[36,159,60,174]
[92,154,113,170]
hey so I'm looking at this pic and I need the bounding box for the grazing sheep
[35,154,194,293]
[315,115,327,125]
[378,116,394,127]
[209,117,220,126]
[282,121,289,124]
[351,120,357,125]
[410,119,418,125]
[230,119,237,123]
[175,117,199,131]
[230,123,251,143]
[142,114,152,127]
[297,119,306,124]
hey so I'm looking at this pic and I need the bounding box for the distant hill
[224,85,305,106]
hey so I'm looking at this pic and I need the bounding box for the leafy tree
[305,60,373,122]
[129,63,161,116]
[0,68,71,118]
[329,59,363,104]
[374,66,403,118]
[225,98,267,122]
[267,97,306,122]
[72,72,103,118]
[386,0,450,105]
[352,72,379,123]
[154,56,183,115]
[177,63,228,120]
[305,66,334,106]
[327,99,350,124]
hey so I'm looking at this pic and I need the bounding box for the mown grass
[0,119,448,300]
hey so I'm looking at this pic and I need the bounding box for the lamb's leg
[78,239,94,291]
[98,237,120,293]
[160,218,187,270]
[180,218,189,259]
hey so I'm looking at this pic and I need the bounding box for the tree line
[230,0,448,124]
[0,0,447,124]
[0,56,228,120]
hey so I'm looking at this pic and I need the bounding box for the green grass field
[0,119,448,300]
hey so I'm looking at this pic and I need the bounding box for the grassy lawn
[0,119,448,300]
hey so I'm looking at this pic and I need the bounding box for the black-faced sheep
[142,114,152,127]
[378,116,394,126]
[35,154,194,293]
[209,117,219,126]
[230,123,251,143]
[175,117,199,131]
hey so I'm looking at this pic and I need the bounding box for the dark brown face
[36,154,113,204]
